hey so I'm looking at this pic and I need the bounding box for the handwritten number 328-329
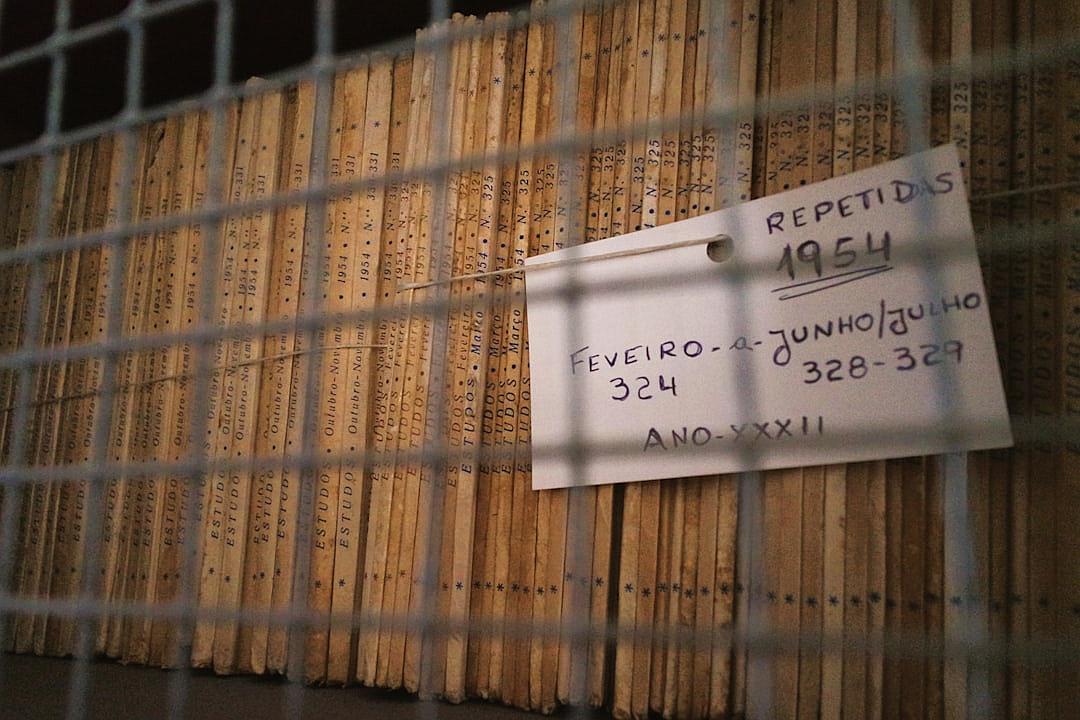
[802,341,963,384]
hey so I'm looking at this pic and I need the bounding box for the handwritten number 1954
[610,374,678,401]
[776,232,891,281]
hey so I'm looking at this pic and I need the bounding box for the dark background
[0,0,520,152]
[0,653,583,719]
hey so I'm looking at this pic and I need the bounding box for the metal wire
[60,0,145,711]
[0,0,1076,718]
[165,1,236,717]
[283,1,333,715]
[0,219,1064,377]
[2,31,1078,269]
[0,0,73,697]
[0,592,1075,670]
[0,412,1070,490]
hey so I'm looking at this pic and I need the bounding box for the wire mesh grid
[0,0,1077,718]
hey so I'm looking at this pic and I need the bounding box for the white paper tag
[524,145,1013,490]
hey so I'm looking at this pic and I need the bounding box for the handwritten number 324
[610,374,678,401]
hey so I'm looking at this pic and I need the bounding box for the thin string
[0,172,1066,407]
[969,178,1080,202]
[3,174,1072,402]
[0,342,388,412]
[397,235,720,292]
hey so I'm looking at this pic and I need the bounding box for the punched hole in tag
[705,234,734,263]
